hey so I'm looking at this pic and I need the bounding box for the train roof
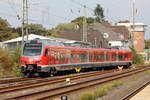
[24,39,131,52]
[46,45,131,52]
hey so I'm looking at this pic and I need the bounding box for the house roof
[89,23,123,41]
[2,34,76,44]
[117,22,146,27]
[3,34,49,43]
[110,26,129,40]
[57,22,128,48]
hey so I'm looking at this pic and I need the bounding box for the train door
[49,49,55,65]
[54,50,60,64]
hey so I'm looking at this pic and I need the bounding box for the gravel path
[60,68,150,100]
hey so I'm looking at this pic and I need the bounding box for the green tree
[71,16,95,28]
[16,24,48,36]
[94,4,105,22]
[28,24,48,35]
[48,23,77,37]
[145,39,150,49]
[0,17,19,41]
[0,17,12,41]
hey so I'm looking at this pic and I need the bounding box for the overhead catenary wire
[0,11,54,27]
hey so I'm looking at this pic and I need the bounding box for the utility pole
[83,5,87,42]
[95,37,97,45]
[22,0,25,45]
[132,0,135,47]
[25,0,29,40]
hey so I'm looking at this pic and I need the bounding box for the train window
[89,53,92,61]
[119,54,123,60]
[100,54,104,61]
[61,54,63,63]
[118,54,120,60]
[71,53,75,62]
[96,54,99,61]
[99,55,101,60]
[80,53,87,62]
[112,54,114,60]
[57,52,60,60]
[54,52,57,60]
[77,54,80,61]
[106,54,110,61]
[112,54,117,60]
[23,43,42,56]
[122,54,124,60]
[61,53,66,63]
[63,54,66,62]
[54,52,60,60]
[45,48,48,56]
[94,54,98,61]
[125,54,128,59]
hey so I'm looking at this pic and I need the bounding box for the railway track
[0,77,41,84]
[0,68,117,85]
[0,66,149,100]
[0,69,117,94]
[120,79,150,100]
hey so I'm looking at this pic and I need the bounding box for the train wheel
[21,73,27,78]
[49,67,57,77]
[27,73,33,78]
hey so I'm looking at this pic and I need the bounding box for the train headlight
[21,61,26,63]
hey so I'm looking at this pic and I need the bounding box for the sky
[0,0,150,39]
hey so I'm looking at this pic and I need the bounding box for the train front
[20,39,43,77]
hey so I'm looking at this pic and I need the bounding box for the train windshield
[23,43,42,56]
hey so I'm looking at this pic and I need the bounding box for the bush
[0,47,13,76]
[98,88,108,97]
[104,84,113,90]
[81,93,95,100]
[0,45,21,76]
[11,45,21,76]
[136,54,145,65]
[130,47,145,65]
[12,63,21,76]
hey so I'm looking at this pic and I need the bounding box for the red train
[20,39,132,77]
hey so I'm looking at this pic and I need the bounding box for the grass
[98,88,108,97]
[81,81,124,100]
[81,93,95,100]
[144,70,150,75]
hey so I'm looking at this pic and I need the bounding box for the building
[57,22,130,49]
[117,22,146,53]
[2,34,94,50]
[2,34,50,50]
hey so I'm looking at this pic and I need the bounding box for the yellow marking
[66,78,70,82]
[66,78,71,85]
[75,68,81,72]
[118,66,123,71]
